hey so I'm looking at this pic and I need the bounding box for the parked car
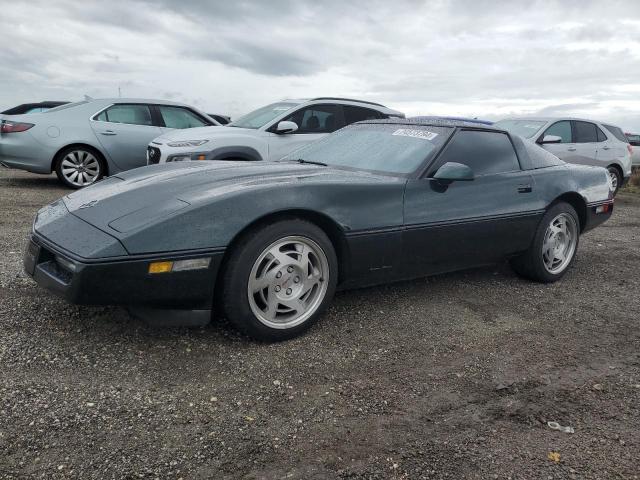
[209,114,231,125]
[1,101,70,115]
[147,97,404,164]
[25,119,613,341]
[626,133,640,167]
[412,115,493,125]
[0,98,220,188]
[494,117,632,193]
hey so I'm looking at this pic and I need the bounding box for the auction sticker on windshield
[392,129,438,141]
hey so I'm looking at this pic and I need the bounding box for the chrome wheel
[60,150,101,187]
[248,235,329,329]
[542,213,578,274]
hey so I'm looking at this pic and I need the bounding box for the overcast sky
[2,0,640,130]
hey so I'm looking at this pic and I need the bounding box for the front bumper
[24,233,225,313]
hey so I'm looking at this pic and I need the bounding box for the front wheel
[55,147,104,189]
[220,219,338,341]
[510,202,580,283]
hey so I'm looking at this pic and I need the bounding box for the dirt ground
[1,169,639,479]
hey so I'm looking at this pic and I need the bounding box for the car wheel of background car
[220,219,338,341]
[510,202,580,283]
[606,166,621,195]
[55,146,104,189]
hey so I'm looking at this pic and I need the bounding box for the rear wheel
[510,202,580,283]
[607,166,621,195]
[220,219,338,341]
[55,146,104,189]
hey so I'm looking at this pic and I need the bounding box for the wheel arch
[51,143,110,176]
[215,209,350,300]
[208,145,263,162]
[606,163,623,180]
[549,192,587,232]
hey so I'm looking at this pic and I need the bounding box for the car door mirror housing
[433,162,474,184]
[275,121,298,134]
[540,134,562,144]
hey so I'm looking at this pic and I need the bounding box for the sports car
[25,119,614,341]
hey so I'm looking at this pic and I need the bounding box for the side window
[596,127,607,142]
[433,130,520,176]
[573,121,598,143]
[541,121,572,143]
[343,106,384,125]
[99,104,153,126]
[158,106,209,129]
[282,105,342,134]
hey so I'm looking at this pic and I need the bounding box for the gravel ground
[1,169,639,479]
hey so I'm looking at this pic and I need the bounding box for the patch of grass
[621,167,640,195]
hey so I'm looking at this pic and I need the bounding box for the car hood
[152,125,259,143]
[62,161,387,236]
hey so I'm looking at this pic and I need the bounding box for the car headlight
[167,140,209,148]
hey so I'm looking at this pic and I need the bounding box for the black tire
[220,219,338,341]
[510,202,580,283]
[607,166,621,195]
[54,146,105,189]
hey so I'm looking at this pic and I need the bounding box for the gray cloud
[2,0,640,130]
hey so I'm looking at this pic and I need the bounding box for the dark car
[412,115,493,126]
[1,101,69,115]
[25,119,613,341]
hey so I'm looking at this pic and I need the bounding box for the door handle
[517,184,532,193]
[100,130,117,136]
[602,146,611,150]
[567,147,577,151]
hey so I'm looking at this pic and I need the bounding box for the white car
[147,98,404,165]
[494,117,633,193]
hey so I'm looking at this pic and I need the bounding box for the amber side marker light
[148,261,173,274]
[196,154,206,160]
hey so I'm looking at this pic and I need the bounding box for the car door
[403,129,542,277]
[266,104,344,161]
[156,105,212,134]
[569,120,600,167]
[91,103,162,171]
[537,120,576,162]
[593,123,618,167]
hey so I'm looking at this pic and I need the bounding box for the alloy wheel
[248,235,329,329]
[541,212,578,274]
[60,150,101,187]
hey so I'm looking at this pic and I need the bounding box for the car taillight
[0,120,34,133]
[628,144,633,155]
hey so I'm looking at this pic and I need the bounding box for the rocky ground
[1,169,639,479]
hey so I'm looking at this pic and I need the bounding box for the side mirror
[433,162,474,184]
[275,121,298,134]
[540,134,562,144]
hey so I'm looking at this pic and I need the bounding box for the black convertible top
[359,117,563,171]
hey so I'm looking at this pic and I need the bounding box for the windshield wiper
[290,158,328,167]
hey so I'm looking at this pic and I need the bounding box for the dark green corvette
[25,119,614,340]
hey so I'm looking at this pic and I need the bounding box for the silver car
[0,98,219,188]
[494,117,633,193]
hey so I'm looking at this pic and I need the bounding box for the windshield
[229,102,298,129]
[280,123,453,175]
[494,119,547,138]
